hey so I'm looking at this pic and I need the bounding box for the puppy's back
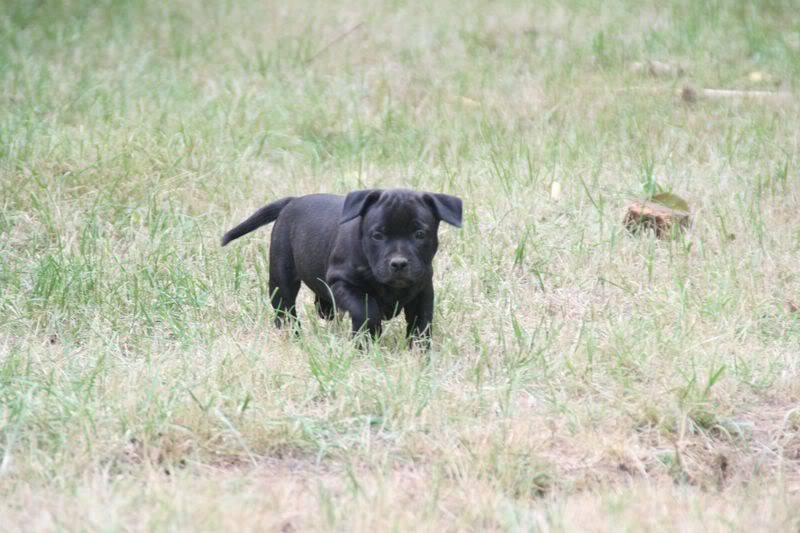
[275,194,346,295]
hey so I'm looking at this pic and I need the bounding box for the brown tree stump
[624,201,690,239]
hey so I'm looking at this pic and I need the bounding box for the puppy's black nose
[390,257,409,272]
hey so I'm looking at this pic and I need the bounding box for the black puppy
[221,189,462,346]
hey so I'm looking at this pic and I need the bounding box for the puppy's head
[341,189,462,288]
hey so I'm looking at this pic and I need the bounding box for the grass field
[2,0,800,530]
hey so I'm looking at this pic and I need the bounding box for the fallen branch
[621,84,792,104]
[680,85,792,103]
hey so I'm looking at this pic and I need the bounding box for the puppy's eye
[371,231,385,241]
[414,230,427,240]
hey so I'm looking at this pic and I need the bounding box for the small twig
[304,22,365,65]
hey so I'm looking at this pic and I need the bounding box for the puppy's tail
[221,197,294,246]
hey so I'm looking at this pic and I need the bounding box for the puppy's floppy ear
[424,193,463,227]
[340,189,382,224]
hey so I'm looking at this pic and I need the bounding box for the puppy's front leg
[404,284,434,349]
[331,281,382,338]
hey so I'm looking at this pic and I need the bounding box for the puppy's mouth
[386,277,413,288]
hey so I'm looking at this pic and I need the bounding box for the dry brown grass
[2,0,800,530]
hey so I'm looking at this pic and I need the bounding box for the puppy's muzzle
[385,255,415,287]
[389,256,409,273]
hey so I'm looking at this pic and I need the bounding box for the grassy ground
[2,0,800,530]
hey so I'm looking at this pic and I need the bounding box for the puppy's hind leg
[269,276,300,329]
[268,228,301,329]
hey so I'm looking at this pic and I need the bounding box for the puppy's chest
[371,285,419,318]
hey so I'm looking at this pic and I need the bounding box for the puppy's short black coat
[221,189,462,346]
